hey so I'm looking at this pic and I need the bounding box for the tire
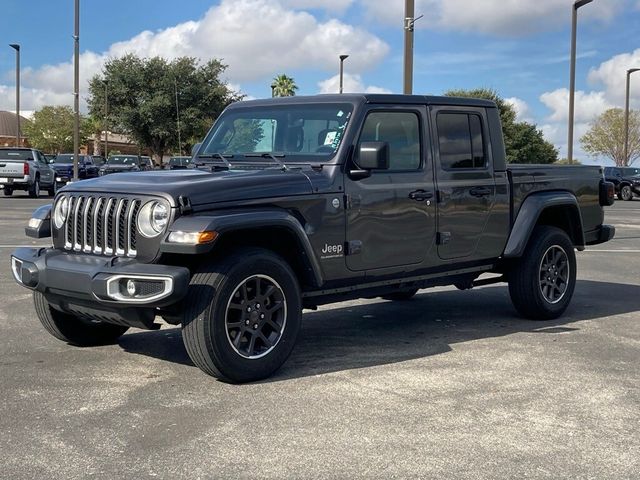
[3,187,13,196]
[508,226,577,320]
[47,181,57,197]
[382,288,419,301]
[181,248,302,383]
[620,185,633,201]
[33,291,129,346]
[28,178,40,198]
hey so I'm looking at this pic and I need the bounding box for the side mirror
[357,142,390,170]
[191,143,202,156]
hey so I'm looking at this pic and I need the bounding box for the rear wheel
[620,185,633,201]
[33,291,129,346]
[28,179,40,198]
[508,226,576,320]
[181,248,301,383]
[47,180,57,197]
[3,187,13,196]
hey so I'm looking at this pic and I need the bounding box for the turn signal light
[167,230,218,245]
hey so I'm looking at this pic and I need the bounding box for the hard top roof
[229,93,497,109]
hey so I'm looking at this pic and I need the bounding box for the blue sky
[1,0,640,164]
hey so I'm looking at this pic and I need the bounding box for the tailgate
[0,160,26,179]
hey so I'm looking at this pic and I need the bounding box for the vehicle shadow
[117,279,640,381]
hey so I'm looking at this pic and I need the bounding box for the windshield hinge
[178,195,193,215]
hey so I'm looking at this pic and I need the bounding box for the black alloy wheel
[538,245,570,304]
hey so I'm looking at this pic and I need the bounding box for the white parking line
[585,249,640,253]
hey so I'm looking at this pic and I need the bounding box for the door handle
[469,187,492,197]
[409,190,433,202]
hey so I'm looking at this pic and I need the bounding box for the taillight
[599,180,615,206]
[23,162,29,175]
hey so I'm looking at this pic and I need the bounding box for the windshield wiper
[197,153,234,169]
[244,153,288,171]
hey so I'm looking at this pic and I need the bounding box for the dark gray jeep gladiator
[10,94,616,383]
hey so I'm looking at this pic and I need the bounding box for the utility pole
[175,78,182,156]
[9,44,20,147]
[73,0,80,181]
[103,80,109,158]
[624,69,640,165]
[567,0,594,165]
[403,0,415,94]
[339,55,349,94]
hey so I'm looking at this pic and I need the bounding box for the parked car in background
[99,155,145,176]
[92,155,107,167]
[168,156,193,170]
[0,147,56,197]
[52,154,100,186]
[140,156,154,170]
[604,166,640,201]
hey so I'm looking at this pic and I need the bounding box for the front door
[345,107,437,272]
[431,107,496,260]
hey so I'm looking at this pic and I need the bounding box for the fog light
[126,279,137,296]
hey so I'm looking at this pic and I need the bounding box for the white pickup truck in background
[0,148,57,197]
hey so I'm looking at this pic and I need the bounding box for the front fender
[160,208,323,287]
[503,191,585,258]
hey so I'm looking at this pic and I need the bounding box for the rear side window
[437,113,486,169]
[359,111,421,171]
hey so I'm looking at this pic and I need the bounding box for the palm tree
[271,74,298,97]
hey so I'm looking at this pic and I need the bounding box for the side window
[359,111,421,171]
[437,113,486,169]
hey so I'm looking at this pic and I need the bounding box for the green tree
[23,106,91,153]
[271,74,298,97]
[444,88,558,164]
[87,55,241,161]
[580,108,640,166]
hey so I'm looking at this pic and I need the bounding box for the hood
[60,166,315,207]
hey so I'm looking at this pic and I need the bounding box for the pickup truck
[0,147,57,197]
[99,155,151,176]
[52,154,101,186]
[10,94,616,383]
[604,166,640,201]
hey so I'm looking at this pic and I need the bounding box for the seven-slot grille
[63,196,142,257]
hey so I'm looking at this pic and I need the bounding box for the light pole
[624,69,640,165]
[567,0,594,165]
[339,55,349,94]
[403,0,415,94]
[174,78,182,156]
[102,80,108,158]
[9,44,20,147]
[73,0,80,181]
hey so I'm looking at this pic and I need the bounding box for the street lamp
[567,0,594,165]
[624,68,640,164]
[102,80,108,158]
[174,78,182,156]
[9,44,20,147]
[73,0,80,181]
[339,55,349,94]
[271,83,277,98]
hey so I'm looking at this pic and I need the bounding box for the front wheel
[508,226,577,320]
[28,179,40,198]
[181,248,302,383]
[620,185,633,201]
[33,292,129,345]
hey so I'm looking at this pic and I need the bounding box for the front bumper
[11,247,190,310]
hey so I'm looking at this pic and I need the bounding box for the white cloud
[317,73,392,94]
[539,88,613,124]
[505,97,531,123]
[587,48,640,106]
[1,0,389,112]
[281,0,355,13]
[362,0,623,36]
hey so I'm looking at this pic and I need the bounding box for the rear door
[431,107,496,260]
[344,106,437,271]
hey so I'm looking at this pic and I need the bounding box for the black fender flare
[503,191,585,258]
[160,208,323,287]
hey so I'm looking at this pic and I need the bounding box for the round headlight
[53,196,70,229]
[137,201,169,238]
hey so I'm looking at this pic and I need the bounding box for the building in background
[0,111,29,147]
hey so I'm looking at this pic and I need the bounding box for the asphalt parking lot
[0,194,638,479]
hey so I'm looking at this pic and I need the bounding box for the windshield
[199,103,353,161]
[55,154,76,164]
[622,167,640,176]
[108,156,137,165]
[170,157,191,166]
[0,149,33,161]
